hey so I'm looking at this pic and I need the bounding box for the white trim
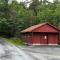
[48,44,58,45]
[32,44,41,45]
[32,44,58,45]
[32,44,48,45]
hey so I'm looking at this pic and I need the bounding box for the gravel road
[0,38,34,60]
[0,38,60,60]
[20,45,60,60]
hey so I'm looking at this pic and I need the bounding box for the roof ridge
[21,22,48,32]
[21,22,60,33]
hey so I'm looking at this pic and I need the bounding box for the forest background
[0,0,60,38]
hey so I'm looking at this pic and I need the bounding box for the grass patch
[5,38,25,46]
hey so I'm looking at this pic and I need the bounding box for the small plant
[5,37,25,46]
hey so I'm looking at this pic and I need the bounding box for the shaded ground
[20,45,60,60]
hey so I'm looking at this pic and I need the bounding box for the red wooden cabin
[21,23,60,45]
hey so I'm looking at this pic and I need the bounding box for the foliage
[5,37,25,46]
[0,0,60,37]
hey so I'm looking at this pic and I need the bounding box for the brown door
[48,33,58,44]
[40,34,48,44]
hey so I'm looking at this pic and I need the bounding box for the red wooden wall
[48,34,58,44]
[32,33,58,45]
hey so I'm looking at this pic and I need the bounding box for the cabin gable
[33,24,59,33]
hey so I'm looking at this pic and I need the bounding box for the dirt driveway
[20,45,60,60]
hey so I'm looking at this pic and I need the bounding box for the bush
[5,37,25,46]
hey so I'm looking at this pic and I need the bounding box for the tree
[53,3,60,27]
[0,0,9,19]
[29,0,40,16]
[0,0,60,37]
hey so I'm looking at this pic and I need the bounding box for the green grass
[5,38,25,46]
